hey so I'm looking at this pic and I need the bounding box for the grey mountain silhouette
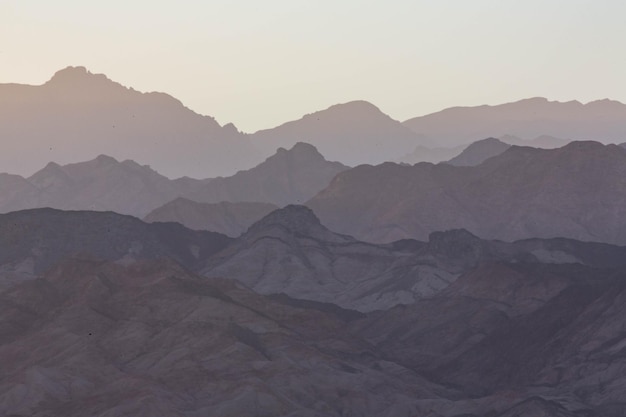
[0,66,257,179]
[250,100,423,166]
[308,141,626,244]
[0,142,343,218]
[185,142,348,206]
[447,137,511,166]
[404,97,626,147]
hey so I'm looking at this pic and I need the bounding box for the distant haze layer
[2,67,626,178]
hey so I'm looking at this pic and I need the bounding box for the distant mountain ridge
[0,142,345,218]
[404,97,626,147]
[3,67,626,175]
[250,100,423,166]
[0,66,255,179]
[308,141,626,244]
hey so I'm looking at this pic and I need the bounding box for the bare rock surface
[1,206,626,415]
[203,205,626,312]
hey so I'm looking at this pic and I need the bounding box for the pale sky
[1,0,625,132]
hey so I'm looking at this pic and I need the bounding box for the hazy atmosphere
[4,2,626,416]
[2,0,625,131]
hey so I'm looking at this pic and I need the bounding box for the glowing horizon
[2,0,625,132]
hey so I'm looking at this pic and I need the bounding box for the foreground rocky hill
[2,206,626,415]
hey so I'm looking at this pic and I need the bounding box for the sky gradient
[1,0,625,132]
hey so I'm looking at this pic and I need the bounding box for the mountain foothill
[2,67,626,416]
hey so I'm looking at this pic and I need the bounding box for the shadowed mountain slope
[0,258,450,417]
[186,142,349,206]
[0,143,342,217]
[308,141,626,244]
[202,205,626,312]
[0,208,230,288]
[21,155,208,218]
[3,209,626,415]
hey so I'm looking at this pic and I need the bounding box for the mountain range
[404,97,626,147]
[3,67,626,178]
[5,65,626,417]
[308,141,626,244]
[0,142,345,218]
[2,205,626,416]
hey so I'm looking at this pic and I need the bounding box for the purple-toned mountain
[0,143,343,218]
[308,141,626,244]
[404,97,626,147]
[186,142,349,206]
[446,137,511,166]
[3,206,626,415]
[251,100,422,166]
[0,66,255,179]
[144,199,278,237]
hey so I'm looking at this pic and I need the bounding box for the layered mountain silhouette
[404,97,626,147]
[0,66,255,179]
[5,66,626,417]
[144,199,278,237]
[398,135,569,166]
[395,144,466,165]
[308,141,626,244]
[446,137,511,166]
[0,142,343,218]
[4,68,626,176]
[184,142,348,206]
[251,100,422,166]
[501,134,570,149]
[3,206,626,415]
